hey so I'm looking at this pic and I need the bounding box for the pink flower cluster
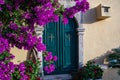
[0,35,10,53]
[43,52,57,73]
[63,0,89,24]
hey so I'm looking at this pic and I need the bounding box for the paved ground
[103,68,120,80]
[44,68,120,80]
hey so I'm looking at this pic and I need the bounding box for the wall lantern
[96,4,111,20]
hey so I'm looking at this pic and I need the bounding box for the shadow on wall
[90,50,114,65]
[83,8,97,24]
[90,46,120,65]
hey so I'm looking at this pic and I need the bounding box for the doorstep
[44,74,72,80]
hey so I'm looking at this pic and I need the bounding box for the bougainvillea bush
[0,0,89,80]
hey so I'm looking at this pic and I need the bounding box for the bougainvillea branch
[0,0,89,79]
[0,0,89,50]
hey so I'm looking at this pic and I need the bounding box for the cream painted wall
[83,0,120,63]
[11,47,28,64]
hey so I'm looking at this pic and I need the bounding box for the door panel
[44,22,58,56]
[61,19,78,72]
[43,18,78,74]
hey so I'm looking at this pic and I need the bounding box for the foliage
[0,51,15,80]
[0,35,10,53]
[0,51,14,63]
[11,62,28,80]
[11,60,41,80]
[0,0,89,80]
[72,61,103,80]
[106,48,120,68]
[0,50,41,80]
[106,48,120,76]
[25,60,41,80]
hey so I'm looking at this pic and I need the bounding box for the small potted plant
[73,62,94,80]
[72,66,91,80]
[85,61,95,80]
[86,61,103,80]
[93,65,103,80]
[72,61,103,80]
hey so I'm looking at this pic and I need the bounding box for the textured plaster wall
[11,47,28,64]
[83,0,120,63]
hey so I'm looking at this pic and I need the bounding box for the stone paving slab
[103,68,120,80]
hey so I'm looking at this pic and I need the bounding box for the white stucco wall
[83,0,120,63]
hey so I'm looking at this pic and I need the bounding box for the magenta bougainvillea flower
[0,0,4,5]
[44,64,55,74]
[0,0,89,79]
[0,36,9,53]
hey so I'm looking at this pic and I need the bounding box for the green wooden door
[43,18,78,74]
